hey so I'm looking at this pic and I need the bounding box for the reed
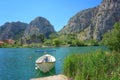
[63,50,120,80]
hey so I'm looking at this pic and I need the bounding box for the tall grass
[63,51,120,80]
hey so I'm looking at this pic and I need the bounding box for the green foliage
[22,43,42,48]
[0,43,20,48]
[49,32,58,39]
[30,34,45,42]
[56,34,85,46]
[70,39,84,46]
[44,39,52,46]
[63,51,120,80]
[0,32,99,48]
[85,40,98,46]
[101,22,120,52]
[52,38,62,47]
[38,34,45,42]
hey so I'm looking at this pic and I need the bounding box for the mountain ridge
[0,16,55,43]
[59,0,120,40]
[0,21,28,40]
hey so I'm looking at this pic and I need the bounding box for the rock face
[60,0,120,40]
[0,17,55,44]
[24,17,55,37]
[23,17,55,43]
[0,16,55,44]
[0,22,28,40]
[60,7,98,34]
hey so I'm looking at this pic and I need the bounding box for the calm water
[0,46,107,80]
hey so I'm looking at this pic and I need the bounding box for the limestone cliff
[23,17,55,43]
[0,22,28,40]
[60,0,120,40]
[24,17,55,37]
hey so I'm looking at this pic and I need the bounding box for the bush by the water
[63,51,120,80]
[101,22,120,52]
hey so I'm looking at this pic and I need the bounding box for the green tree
[52,38,61,46]
[44,39,52,46]
[101,22,120,52]
[37,34,45,42]
[49,32,58,39]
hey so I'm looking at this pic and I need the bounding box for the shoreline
[30,75,69,80]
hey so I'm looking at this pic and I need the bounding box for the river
[0,46,107,80]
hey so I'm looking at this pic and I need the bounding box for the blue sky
[0,0,102,31]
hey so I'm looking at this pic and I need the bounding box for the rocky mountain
[0,16,55,44]
[0,22,28,40]
[23,17,55,43]
[24,17,55,37]
[60,0,120,40]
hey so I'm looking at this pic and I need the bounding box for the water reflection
[35,67,56,78]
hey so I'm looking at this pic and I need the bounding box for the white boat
[35,54,56,73]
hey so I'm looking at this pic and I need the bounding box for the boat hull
[36,62,55,73]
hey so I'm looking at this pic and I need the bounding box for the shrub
[101,22,120,52]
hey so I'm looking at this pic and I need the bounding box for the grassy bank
[63,51,120,80]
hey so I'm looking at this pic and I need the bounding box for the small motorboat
[35,53,56,73]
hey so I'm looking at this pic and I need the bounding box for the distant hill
[0,17,55,44]
[23,17,55,44]
[24,16,55,37]
[59,0,120,40]
[0,21,28,40]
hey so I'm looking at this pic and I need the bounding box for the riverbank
[63,51,120,80]
[30,75,70,80]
